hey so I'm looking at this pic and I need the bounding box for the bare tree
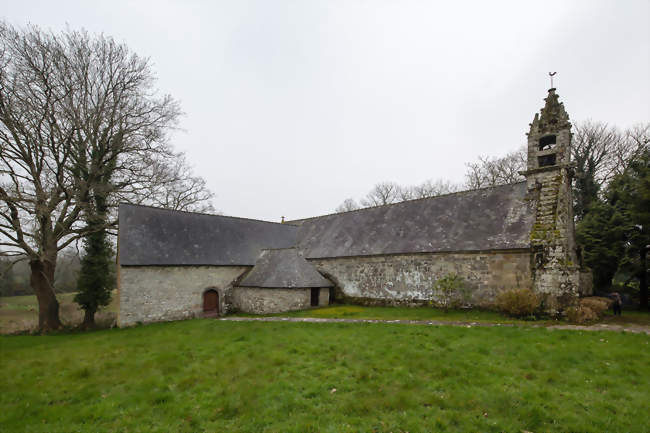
[1,24,82,330]
[0,23,211,330]
[571,121,624,219]
[464,147,526,189]
[571,121,649,220]
[360,182,402,207]
[125,153,216,213]
[397,186,416,201]
[335,198,360,213]
[335,179,461,212]
[613,123,649,177]
[411,179,460,198]
[398,179,460,201]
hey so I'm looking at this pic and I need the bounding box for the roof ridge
[287,181,526,223]
[119,202,298,227]
[260,247,299,252]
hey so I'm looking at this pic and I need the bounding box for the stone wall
[317,287,330,306]
[118,265,248,326]
[309,251,532,307]
[232,287,311,314]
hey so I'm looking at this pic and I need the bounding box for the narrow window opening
[538,135,557,150]
[538,154,556,167]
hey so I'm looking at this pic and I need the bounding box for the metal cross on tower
[549,71,557,88]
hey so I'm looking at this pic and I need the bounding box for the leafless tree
[123,152,216,213]
[335,178,461,212]
[464,147,526,189]
[360,181,402,207]
[572,121,624,185]
[335,198,360,213]
[613,122,649,177]
[571,120,649,219]
[411,179,460,198]
[399,179,460,201]
[0,23,212,330]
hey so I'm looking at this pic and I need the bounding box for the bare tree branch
[0,22,214,330]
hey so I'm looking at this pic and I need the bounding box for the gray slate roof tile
[290,182,535,258]
[238,248,333,288]
[118,204,297,266]
[118,182,535,267]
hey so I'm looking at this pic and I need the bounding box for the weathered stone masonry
[119,266,248,326]
[232,287,327,314]
[309,251,532,307]
[116,87,592,325]
[521,88,591,306]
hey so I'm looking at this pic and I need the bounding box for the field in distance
[0,292,119,334]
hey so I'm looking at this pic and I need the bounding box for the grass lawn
[243,304,542,324]
[238,304,650,328]
[1,319,648,432]
[600,310,650,327]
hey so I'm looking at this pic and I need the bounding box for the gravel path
[221,316,650,335]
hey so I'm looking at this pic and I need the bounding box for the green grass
[600,310,650,327]
[238,304,650,328]
[1,319,648,432]
[239,304,555,324]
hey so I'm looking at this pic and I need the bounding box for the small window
[538,154,556,167]
[539,135,556,150]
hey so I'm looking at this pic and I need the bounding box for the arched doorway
[203,289,219,315]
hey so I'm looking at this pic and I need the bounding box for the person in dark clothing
[610,292,622,316]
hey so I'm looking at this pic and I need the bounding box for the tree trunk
[30,258,62,332]
[82,309,96,328]
[640,247,648,310]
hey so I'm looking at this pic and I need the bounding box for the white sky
[3,0,649,221]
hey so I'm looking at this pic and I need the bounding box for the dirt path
[221,316,650,335]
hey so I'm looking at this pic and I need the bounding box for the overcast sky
[3,0,649,221]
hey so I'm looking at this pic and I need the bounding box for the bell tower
[526,88,572,173]
[522,87,585,310]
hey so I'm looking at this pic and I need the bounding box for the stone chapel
[117,88,592,326]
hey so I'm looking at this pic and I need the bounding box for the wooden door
[203,290,219,313]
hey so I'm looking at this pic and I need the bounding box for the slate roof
[290,182,535,258]
[118,182,535,267]
[238,248,333,288]
[118,204,297,266]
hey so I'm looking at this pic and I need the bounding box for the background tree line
[336,121,649,308]
[0,249,83,296]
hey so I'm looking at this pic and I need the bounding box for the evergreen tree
[573,162,601,221]
[577,148,649,308]
[576,201,627,291]
[74,197,115,327]
[607,149,650,309]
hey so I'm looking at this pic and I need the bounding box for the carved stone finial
[532,88,571,135]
